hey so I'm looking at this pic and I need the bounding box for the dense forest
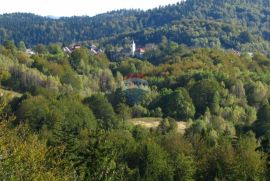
[0,0,270,54]
[1,0,270,180]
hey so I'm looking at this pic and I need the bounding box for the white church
[130,40,145,58]
[131,40,136,56]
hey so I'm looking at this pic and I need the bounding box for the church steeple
[131,40,136,56]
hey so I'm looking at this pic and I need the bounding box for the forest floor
[128,117,187,134]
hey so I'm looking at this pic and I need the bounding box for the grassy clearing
[128,117,187,134]
[128,117,162,128]
[0,87,22,99]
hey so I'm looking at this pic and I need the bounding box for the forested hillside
[0,0,270,53]
[1,0,270,180]
[1,36,270,179]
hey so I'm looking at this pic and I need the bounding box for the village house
[89,44,103,54]
[232,49,241,57]
[130,40,146,58]
[26,48,35,55]
[72,44,81,50]
[247,52,254,58]
[63,43,103,55]
[135,47,145,58]
[63,47,72,53]
[122,73,149,91]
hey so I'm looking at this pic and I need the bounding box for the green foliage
[1,0,270,55]
[34,44,48,54]
[18,41,26,52]
[16,95,97,133]
[0,121,73,180]
[84,94,118,130]
[124,89,148,106]
[238,31,253,43]
[3,40,16,53]
[16,95,50,131]
[132,105,149,118]
[116,103,132,121]
[245,81,269,108]
[173,154,196,181]
[73,130,127,180]
[156,118,177,135]
[1,7,270,178]
[150,107,163,117]
[117,58,153,75]
[160,133,196,180]
[159,88,195,120]
[70,47,109,75]
[136,141,174,181]
[253,104,270,137]
[234,132,266,180]
[189,79,221,116]
[192,132,266,180]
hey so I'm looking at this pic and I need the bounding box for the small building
[137,48,145,54]
[123,78,149,91]
[126,73,145,79]
[247,52,254,58]
[90,44,102,55]
[26,49,35,55]
[63,47,72,54]
[230,49,241,57]
[135,48,145,58]
[130,40,146,58]
[123,73,149,91]
[69,44,81,51]
[73,44,81,49]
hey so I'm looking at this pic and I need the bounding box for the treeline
[0,0,270,53]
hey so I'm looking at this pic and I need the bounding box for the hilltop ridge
[0,0,269,53]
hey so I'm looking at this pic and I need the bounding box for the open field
[128,117,188,134]
[0,87,22,99]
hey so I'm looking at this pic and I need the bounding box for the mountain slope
[0,0,269,53]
